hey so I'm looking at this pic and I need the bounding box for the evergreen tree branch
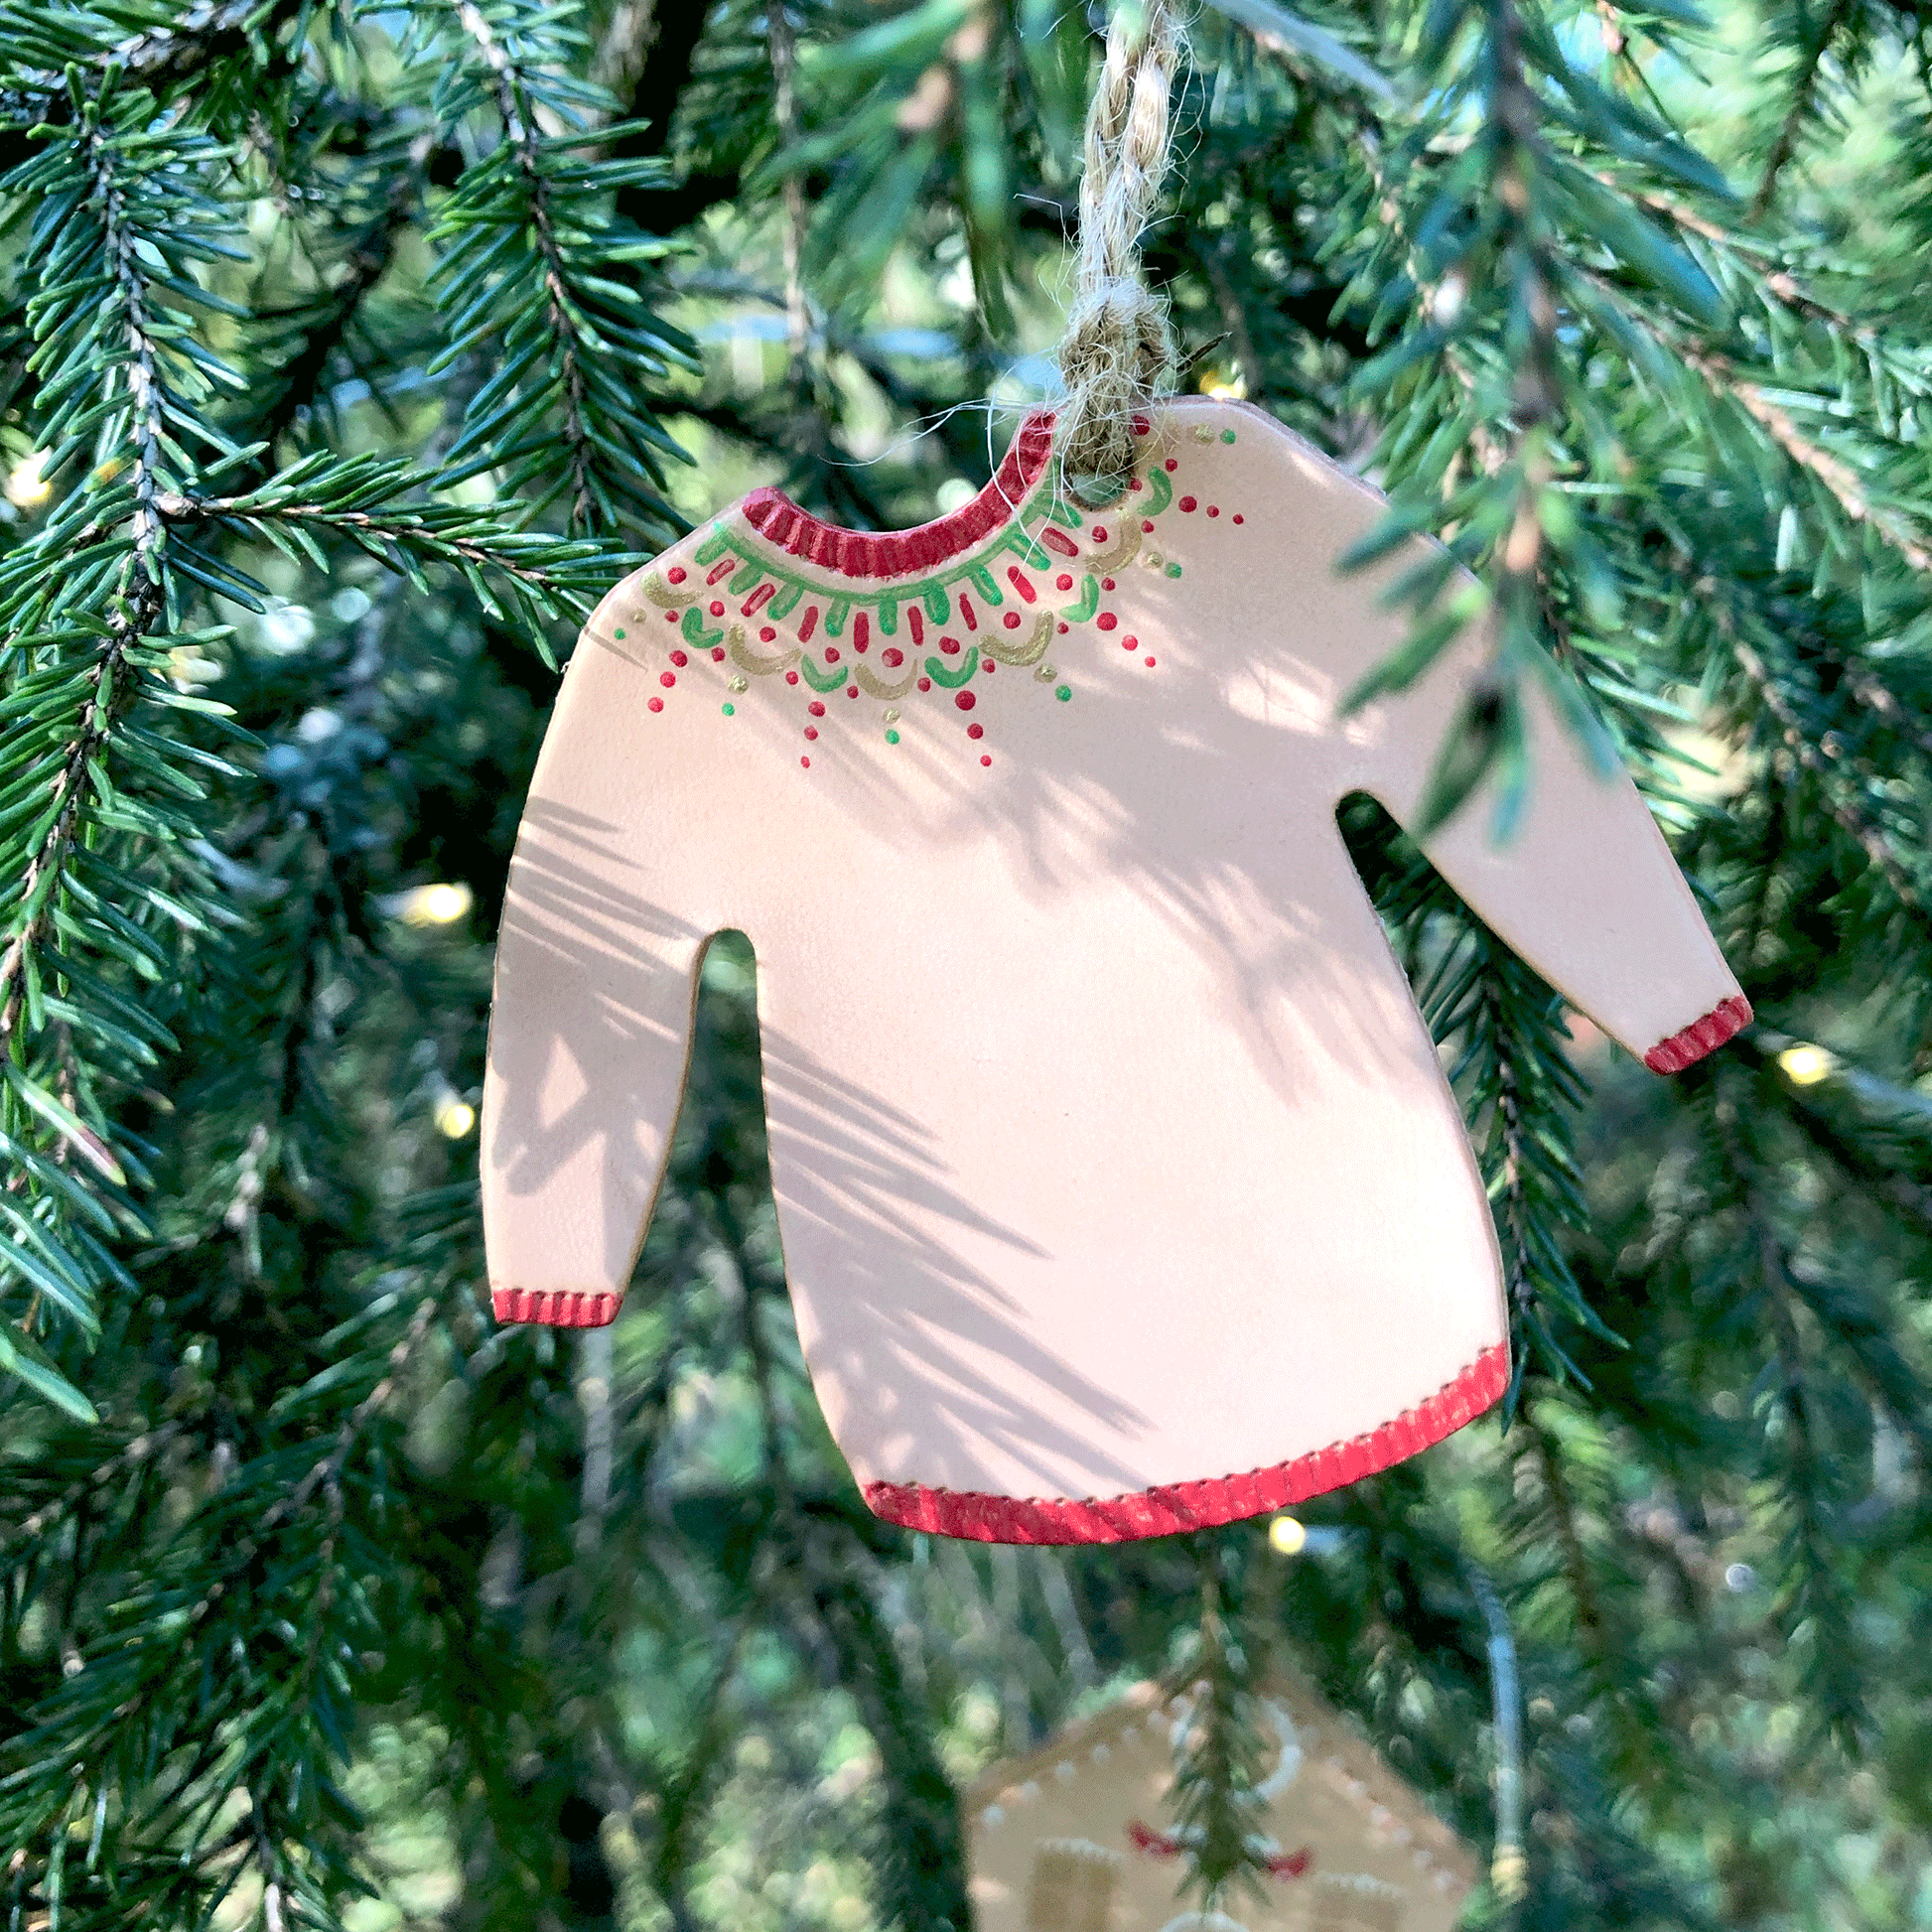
[419,0,697,543]
[1730,637,1928,917]
[1169,1539,1275,1909]
[1749,0,1861,218]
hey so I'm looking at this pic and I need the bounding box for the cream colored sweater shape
[481,398,1748,1544]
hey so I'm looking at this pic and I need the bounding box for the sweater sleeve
[480,628,709,1327]
[1355,631,1749,1072]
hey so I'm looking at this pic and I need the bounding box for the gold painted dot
[883,708,899,723]
[1193,424,1214,442]
[728,675,748,693]
[1034,661,1056,681]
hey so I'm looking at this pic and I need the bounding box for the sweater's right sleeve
[1354,629,1749,1072]
[480,627,710,1328]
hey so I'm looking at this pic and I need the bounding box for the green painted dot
[1054,684,1072,702]
[1166,562,1182,578]
[1220,429,1236,444]
[722,702,735,716]
[615,626,625,638]
[886,729,900,745]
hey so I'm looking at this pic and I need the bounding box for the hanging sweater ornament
[479,14,1750,1546]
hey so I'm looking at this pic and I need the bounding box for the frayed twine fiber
[1055,0,1184,507]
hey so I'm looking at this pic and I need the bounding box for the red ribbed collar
[739,413,1055,582]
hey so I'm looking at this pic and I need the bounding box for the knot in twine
[1055,0,1184,507]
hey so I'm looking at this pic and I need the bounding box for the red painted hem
[492,1287,621,1328]
[1643,994,1752,1074]
[863,1342,1510,1545]
[741,414,1056,580]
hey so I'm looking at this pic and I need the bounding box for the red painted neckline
[863,1342,1510,1544]
[739,414,1056,581]
[1643,994,1752,1073]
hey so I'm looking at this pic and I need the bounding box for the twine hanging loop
[1055,0,1184,506]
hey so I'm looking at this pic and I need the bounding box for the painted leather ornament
[482,398,1750,1544]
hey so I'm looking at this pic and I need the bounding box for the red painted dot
[1132,414,1150,436]
[785,670,799,685]
[670,649,688,666]
[954,690,976,711]
[1091,526,1108,542]
[647,697,663,713]
[884,647,903,667]
[918,676,932,692]
[1233,513,1244,524]
[941,637,961,654]
[710,599,725,615]
[664,610,678,622]
[847,685,859,698]
[712,646,726,661]
[667,566,687,584]
[1129,478,1144,491]
[1165,458,1178,473]
[1097,613,1118,631]
[1102,577,1115,591]
[1003,612,1021,629]
[659,671,676,688]
[808,701,825,717]
[1057,621,1068,633]
[980,754,992,766]
[824,646,840,663]
[1056,573,1073,591]
[1145,655,1157,666]
[1178,496,1197,513]
[1206,505,1220,518]
[967,723,984,740]
[800,757,810,767]
[983,659,995,673]
[1122,632,1137,649]
[804,727,818,740]
[759,625,776,642]
[1142,519,1155,532]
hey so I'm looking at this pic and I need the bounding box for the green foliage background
[0,0,1929,1928]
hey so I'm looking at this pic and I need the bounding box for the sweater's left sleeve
[1355,635,1749,1072]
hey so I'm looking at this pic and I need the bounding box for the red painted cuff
[864,1342,1510,1545]
[1643,994,1752,1074]
[491,1287,622,1328]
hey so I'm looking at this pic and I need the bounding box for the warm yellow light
[1199,371,1247,401]
[5,451,51,508]
[168,644,222,690]
[399,882,474,927]
[1778,1044,1831,1086]
[435,1095,477,1140]
[1491,1845,1529,1904]
[1268,1514,1307,1556]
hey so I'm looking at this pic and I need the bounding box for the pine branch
[0,74,251,1412]
[1682,345,1932,574]
[1712,1089,1871,1752]
[1168,1540,1277,1910]
[185,461,619,626]
[1430,913,1604,1383]
[417,0,697,543]
[1749,0,1861,218]
[1730,636,1930,920]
